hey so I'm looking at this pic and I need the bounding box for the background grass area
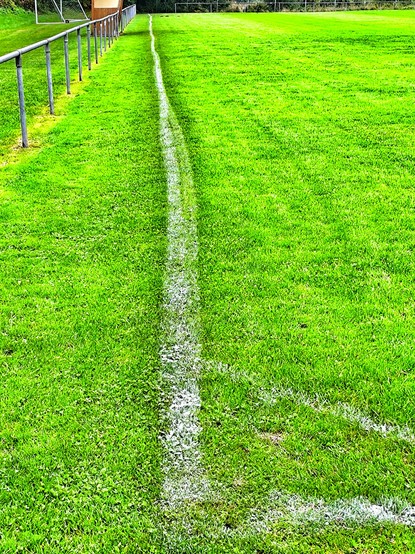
[2,10,415,552]
[0,11,75,52]
[153,12,415,551]
[0,11,96,154]
[0,16,165,552]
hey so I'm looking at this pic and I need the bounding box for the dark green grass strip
[154,12,415,552]
[0,15,165,553]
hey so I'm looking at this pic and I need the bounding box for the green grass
[1,9,415,553]
[152,11,415,551]
[0,16,165,552]
[0,11,91,153]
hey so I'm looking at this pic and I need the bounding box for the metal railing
[0,4,136,148]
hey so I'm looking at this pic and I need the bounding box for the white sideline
[149,15,209,506]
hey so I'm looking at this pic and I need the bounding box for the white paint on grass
[150,15,209,507]
[261,386,415,444]
[205,361,415,444]
[148,17,413,524]
[247,491,415,531]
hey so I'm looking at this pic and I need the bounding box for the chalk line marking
[165,491,415,543]
[247,491,415,531]
[148,17,413,528]
[206,361,415,444]
[150,14,210,507]
[239,492,415,534]
[261,386,415,444]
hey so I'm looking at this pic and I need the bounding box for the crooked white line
[206,361,415,444]
[150,15,209,507]
[260,386,415,444]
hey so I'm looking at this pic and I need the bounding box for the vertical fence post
[87,24,91,70]
[64,33,71,94]
[77,28,82,81]
[100,21,103,56]
[94,24,98,64]
[2,7,135,152]
[45,41,54,115]
[15,53,28,148]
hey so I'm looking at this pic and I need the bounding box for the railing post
[94,23,98,64]
[100,21,103,56]
[15,53,28,148]
[77,28,82,81]
[64,33,71,94]
[87,24,91,71]
[2,8,135,153]
[45,41,54,115]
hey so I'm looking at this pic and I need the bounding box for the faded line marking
[246,491,415,532]
[150,14,209,506]
[206,361,415,444]
[261,387,415,444]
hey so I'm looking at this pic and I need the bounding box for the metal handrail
[0,4,136,148]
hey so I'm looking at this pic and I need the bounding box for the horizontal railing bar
[1,3,135,148]
[0,8,130,65]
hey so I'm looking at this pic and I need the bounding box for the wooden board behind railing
[91,0,123,25]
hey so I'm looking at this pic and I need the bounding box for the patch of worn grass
[153,11,415,551]
[0,15,165,552]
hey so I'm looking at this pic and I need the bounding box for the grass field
[0,11,88,153]
[1,9,415,553]
[0,15,165,552]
